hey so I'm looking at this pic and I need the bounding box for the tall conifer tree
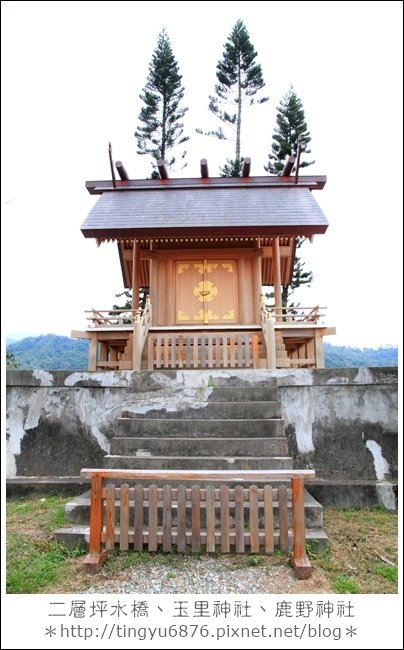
[198,19,268,177]
[135,29,189,177]
[265,86,314,174]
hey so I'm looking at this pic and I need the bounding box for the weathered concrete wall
[6,368,397,490]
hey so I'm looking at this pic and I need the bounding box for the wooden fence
[147,333,261,370]
[81,469,315,579]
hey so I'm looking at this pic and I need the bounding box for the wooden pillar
[252,254,262,324]
[290,477,312,579]
[83,475,108,572]
[149,242,158,326]
[99,342,108,362]
[131,240,140,311]
[272,237,282,323]
[314,331,325,368]
[88,333,98,371]
[238,258,247,323]
[166,258,174,325]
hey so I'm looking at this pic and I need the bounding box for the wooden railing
[81,468,315,579]
[260,303,276,369]
[147,333,261,370]
[263,305,327,324]
[133,300,152,370]
[86,308,142,327]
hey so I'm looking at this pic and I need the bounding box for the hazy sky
[2,1,403,347]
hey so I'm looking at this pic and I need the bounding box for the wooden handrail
[263,305,327,324]
[81,468,315,481]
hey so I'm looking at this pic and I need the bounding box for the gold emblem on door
[193,280,218,302]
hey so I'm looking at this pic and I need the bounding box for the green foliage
[374,565,397,583]
[7,334,88,370]
[333,573,360,594]
[6,350,19,368]
[265,85,314,174]
[113,287,149,311]
[324,343,398,368]
[220,157,244,178]
[198,19,268,175]
[135,29,189,175]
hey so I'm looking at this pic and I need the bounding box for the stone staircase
[56,375,328,548]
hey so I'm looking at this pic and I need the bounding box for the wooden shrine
[73,157,335,370]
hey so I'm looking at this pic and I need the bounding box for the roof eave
[81,224,328,239]
[85,175,327,195]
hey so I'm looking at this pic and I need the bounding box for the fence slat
[200,336,206,368]
[208,337,213,368]
[237,336,243,367]
[215,336,221,368]
[176,485,186,553]
[162,485,172,552]
[192,486,201,551]
[206,485,215,553]
[252,335,259,368]
[105,484,115,550]
[163,338,169,368]
[156,335,162,368]
[148,485,158,551]
[133,485,144,551]
[278,485,289,553]
[170,337,176,368]
[178,335,184,368]
[235,485,245,553]
[263,485,274,554]
[193,336,198,368]
[245,335,251,367]
[249,485,259,553]
[229,336,236,367]
[119,483,129,551]
[220,486,230,553]
[222,336,228,367]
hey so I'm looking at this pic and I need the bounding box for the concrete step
[121,401,282,420]
[55,524,329,551]
[104,455,293,471]
[205,386,279,402]
[110,437,289,457]
[62,489,323,531]
[115,418,285,438]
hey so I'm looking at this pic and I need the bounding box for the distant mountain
[324,343,398,368]
[6,335,398,371]
[7,334,89,370]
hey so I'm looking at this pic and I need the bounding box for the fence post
[290,477,312,578]
[83,474,108,572]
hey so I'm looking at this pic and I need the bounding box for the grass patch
[320,507,398,594]
[6,498,398,594]
[333,573,359,594]
[374,565,398,583]
[6,496,86,594]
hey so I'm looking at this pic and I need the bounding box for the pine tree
[198,19,268,177]
[265,86,314,175]
[135,29,189,177]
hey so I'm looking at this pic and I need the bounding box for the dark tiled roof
[81,186,328,238]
